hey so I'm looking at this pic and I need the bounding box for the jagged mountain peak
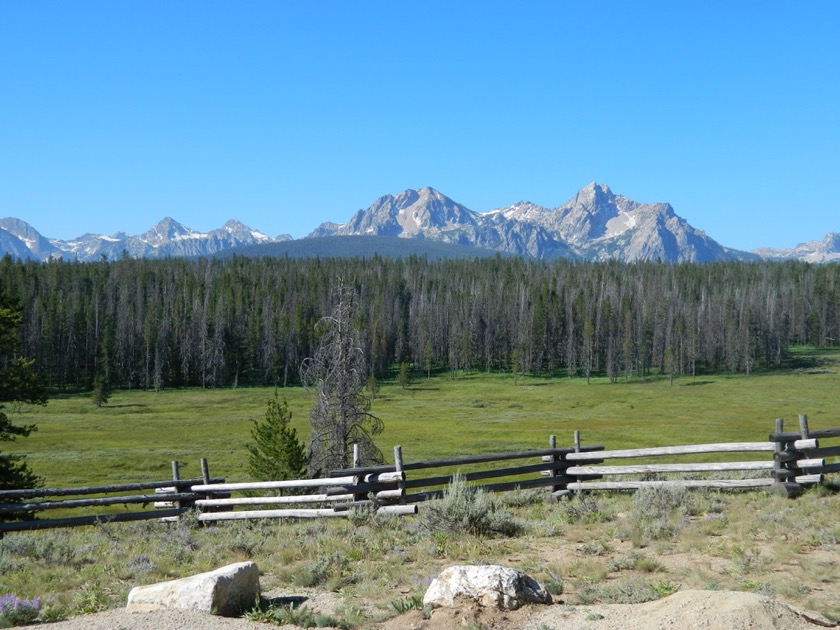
[218,219,271,241]
[823,232,840,250]
[312,187,479,239]
[0,217,59,258]
[573,181,614,205]
[141,217,199,244]
[377,187,459,213]
[222,219,249,231]
[0,217,39,236]
[491,200,550,220]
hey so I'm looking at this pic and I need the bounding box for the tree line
[0,254,838,391]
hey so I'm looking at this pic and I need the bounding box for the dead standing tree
[301,286,383,477]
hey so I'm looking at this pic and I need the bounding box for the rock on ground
[423,565,551,611]
[126,561,260,617]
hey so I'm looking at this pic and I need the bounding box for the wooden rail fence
[1,416,838,532]
[0,460,225,533]
[191,444,416,522]
[326,415,839,504]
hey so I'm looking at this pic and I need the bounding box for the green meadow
[7,347,840,488]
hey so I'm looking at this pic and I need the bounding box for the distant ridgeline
[3,184,838,263]
[1,255,838,391]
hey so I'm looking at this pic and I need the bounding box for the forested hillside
[1,255,838,391]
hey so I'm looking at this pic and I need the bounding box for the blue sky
[1,2,838,251]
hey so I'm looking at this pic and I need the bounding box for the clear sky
[1,1,838,251]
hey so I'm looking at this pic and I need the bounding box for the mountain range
[1,183,837,263]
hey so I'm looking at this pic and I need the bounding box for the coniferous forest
[1,254,838,392]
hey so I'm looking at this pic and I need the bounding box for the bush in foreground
[421,474,521,537]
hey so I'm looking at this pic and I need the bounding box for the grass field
[6,347,840,488]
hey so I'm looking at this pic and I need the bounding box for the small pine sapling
[247,392,308,485]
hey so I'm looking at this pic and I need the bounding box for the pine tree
[247,392,308,483]
[397,362,412,389]
[91,373,111,407]
[1,301,47,519]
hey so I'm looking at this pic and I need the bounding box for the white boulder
[126,561,260,616]
[423,564,551,610]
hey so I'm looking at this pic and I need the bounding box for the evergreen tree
[397,362,412,389]
[1,301,47,519]
[247,392,308,483]
[91,373,111,407]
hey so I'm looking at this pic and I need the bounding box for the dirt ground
[42,588,837,630]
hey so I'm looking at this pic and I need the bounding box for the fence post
[352,443,364,505]
[394,445,406,505]
[549,434,557,489]
[197,458,211,517]
[772,418,803,498]
[799,414,810,440]
[156,461,183,522]
[796,414,824,486]
[548,434,571,501]
[571,431,582,497]
[171,461,181,511]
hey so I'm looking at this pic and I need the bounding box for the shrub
[495,488,546,508]
[557,493,615,524]
[607,550,665,573]
[543,573,564,596]
[292,552,351,590]
[421,474,521,537]
[386,594,423,615]
[578,577,677,604]
[245,601,349,629]
[626,484,695,543]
